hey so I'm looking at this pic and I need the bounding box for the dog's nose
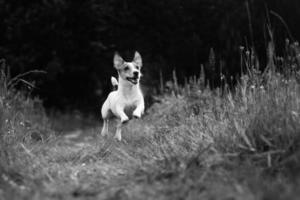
[133,71,139,77]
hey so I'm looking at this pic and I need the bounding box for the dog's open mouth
[126,77,138,84]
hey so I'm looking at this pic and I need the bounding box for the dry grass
[1,41,300,200]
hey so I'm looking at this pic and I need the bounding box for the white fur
[101,51,145,141]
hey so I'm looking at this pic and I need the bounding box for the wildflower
[259,85,264,89]
[220,74,225,80]
[285,38,290,45]
[245,50,250,57]
[276,57,283,62]
[291,111,299,117]
[250,85,255,89]
[239,46,245,52]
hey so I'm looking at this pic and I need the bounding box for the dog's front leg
[115,105,129,123]
[133,99,145,118]
[114,105,129,141]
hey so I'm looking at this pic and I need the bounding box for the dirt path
[32,126,137,199]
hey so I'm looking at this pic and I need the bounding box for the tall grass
[162,39,300,171]
[0,59,54,199]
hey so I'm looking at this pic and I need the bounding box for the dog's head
[113,51,142,85]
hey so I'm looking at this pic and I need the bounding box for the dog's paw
[101,131,107,137]
[121,116,129,124]
[133,114,140,119]
[133,111,142,119]
[114,133,122,141]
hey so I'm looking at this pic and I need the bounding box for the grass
[0,40,300,200]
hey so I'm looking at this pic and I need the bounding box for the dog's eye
[135,66,139,70]
[124,66,129,71]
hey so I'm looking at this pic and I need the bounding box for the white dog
[101,51,145,141]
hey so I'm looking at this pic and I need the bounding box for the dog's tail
[111,76,118,90]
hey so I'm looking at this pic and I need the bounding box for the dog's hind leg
[101,119,109,136]
[101,100,110,136]
[114,121,122,141]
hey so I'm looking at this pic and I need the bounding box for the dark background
[0,0,299,113]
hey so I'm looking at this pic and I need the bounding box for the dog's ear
[133,51,142,67]
[114,52,124,70]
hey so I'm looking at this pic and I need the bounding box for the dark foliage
[0,0,299,112]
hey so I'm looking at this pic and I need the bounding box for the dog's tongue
[131,79,138,84]
[127,77,138,84]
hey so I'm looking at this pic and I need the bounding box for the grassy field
[1,41,300,200]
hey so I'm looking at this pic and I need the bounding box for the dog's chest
[122,96,139,108]
[121,94,139,115]
[124,104,137,117]
[119,89,140,105]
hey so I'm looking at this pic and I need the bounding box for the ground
[1,72,300,200]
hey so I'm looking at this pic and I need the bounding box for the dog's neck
[117,75,140,98]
